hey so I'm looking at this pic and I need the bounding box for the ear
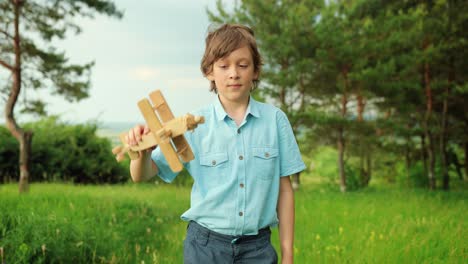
[206,72,215,81]
[253,71,259,81]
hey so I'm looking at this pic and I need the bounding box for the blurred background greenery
[1,0,467,263]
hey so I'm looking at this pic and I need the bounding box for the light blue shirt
[151,96,306,235]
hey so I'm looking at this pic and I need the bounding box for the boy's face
[207,45,258,105]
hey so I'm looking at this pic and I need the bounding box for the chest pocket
[199,152,229,187]
[252,147,279,180]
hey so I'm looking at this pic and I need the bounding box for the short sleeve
[150,130,195,183]
[151,147,179,183]
[276,111,306,177]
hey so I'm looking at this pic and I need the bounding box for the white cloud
[129,67,161,81]
[167,77,209,90]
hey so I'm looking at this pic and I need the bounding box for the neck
[219,95,250,125]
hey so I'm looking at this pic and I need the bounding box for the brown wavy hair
[200,24,262,93]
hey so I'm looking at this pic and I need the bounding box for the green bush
[0,117,129,184]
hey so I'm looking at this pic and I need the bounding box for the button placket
[235,123,246,233]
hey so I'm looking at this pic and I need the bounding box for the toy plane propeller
[111,90,204,172]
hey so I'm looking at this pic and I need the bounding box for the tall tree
[0,0,122,193]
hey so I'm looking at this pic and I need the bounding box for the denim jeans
[183,221,278,264]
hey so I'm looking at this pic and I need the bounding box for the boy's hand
[125,124,151,147]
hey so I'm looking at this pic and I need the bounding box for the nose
[229,66,239,79]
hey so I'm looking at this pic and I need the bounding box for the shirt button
[239,155,243,160]
[211,160,216,166]
[240,183,244,188]
[239,212,243,216]
[265,152,270,158]
[237,129,241,134]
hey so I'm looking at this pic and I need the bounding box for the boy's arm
[277,176,295,264]
[130,149,159,182]
[126,124,159,182]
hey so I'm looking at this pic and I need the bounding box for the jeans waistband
[188,221,271,244]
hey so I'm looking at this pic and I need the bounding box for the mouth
[228,84,242,88]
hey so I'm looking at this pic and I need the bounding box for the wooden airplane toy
[111,90,204,172]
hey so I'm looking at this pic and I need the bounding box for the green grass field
[0,180,466,263]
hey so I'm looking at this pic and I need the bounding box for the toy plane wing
[112,89,204,173]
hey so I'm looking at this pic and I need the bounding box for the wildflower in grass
[135,244,141,256]
[56,228,60,236]
[339,227,343,235]
[152,251,160,262]
[369,231,375,241]
[379,234,384,240]
[147,227,151,234]
[42,244,46,256]
[316,234,321,240]
[294,246,299,254]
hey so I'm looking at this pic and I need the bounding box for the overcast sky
[3,0,232,124]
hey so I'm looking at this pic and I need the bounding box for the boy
[127,24,305,264]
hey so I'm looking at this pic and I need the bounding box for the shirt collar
[213,95,261,121]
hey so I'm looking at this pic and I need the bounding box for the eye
[239,64,248,68]
[218,65,227,69]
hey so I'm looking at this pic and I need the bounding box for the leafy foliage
[0,0,122,116]
[0,117,128,184]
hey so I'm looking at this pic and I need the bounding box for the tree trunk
[425,129,436,190]
[420,133,428,178]
[405,140,411,187]
[5,0,32,193]
[360,151,371,187]
[440,69,453,190]
[366,152,372,185]
[338,67,349,192]
[18,132,32,192]
[357,87,369,187]
[337,127,346,192]
[360,150,365,185]
[423,57,436,190]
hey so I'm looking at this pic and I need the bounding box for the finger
[132,126,141,143]
[116,153,125,162]
[143,125,151,135]
[112,146,123,155]
[128,129,137,146]
[125,134,131,146]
